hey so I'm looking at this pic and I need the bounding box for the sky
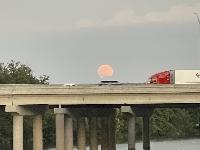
[0,0,200,84]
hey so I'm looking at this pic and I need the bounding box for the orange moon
[97,64,114,78]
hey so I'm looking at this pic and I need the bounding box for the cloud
[77,19,97,28]
[1,1,200,32]
[143,5,196,23]
[77,3,200,28]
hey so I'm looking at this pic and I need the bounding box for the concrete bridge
[0,83,200,150]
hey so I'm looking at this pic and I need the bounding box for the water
[47,138,200,150]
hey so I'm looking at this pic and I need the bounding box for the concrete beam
[5,105,48,116]
[121,106,135,116]
[1,84,200,106]
[134,107,154,117]
[54,108,76,119]
[61,107,114,118]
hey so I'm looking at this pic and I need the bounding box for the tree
[0,60,48,84]
[151,108,199,138]
[0,60,50,150]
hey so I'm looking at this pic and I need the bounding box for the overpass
[0,84,200,150]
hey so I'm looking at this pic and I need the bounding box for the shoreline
[117,136,200,144]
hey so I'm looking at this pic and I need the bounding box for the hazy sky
[0,0,200,84]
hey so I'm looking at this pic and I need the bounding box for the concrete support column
[33,115,43,150]
[128,114,136,150]
[77,118,86,150]
[108,112,116,150]
[56,113,65,150]
[65,116,73,150]
[13,114,23,150]
[143,115,150,150]
[121,106,136,150]
[101,117,109,150]
[55,108,74,150]
[89,117,98,150]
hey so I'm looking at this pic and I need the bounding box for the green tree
[0,60,48,84]
[0,60,51,150]
[187,108,200,136]
[151,108,199,139]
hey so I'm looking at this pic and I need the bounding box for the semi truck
[149,70,200,84]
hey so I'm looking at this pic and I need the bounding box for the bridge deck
[0,84,200,105]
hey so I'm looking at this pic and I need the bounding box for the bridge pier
[121,106,136,150]
[140,108,153,150]
[101,117,109,150]
[55,112,65,150]
[128,114,136,150]
[108,111,116,150]
[53,107,116,150]
[121,106,153,150]
[89,117,98,150]
[77,117,86,150]
[100,109,116,150]
[13,114,23,150]
[54,108,74,150]
[33,115,43,150]
[143,115,150,150]
[65,116,73,150]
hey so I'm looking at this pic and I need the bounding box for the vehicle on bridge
[149,70,200,84]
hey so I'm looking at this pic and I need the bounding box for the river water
[47,138,200,150]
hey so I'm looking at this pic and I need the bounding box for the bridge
[0,83,200,150]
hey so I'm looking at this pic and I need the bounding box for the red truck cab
[149,71,171,84]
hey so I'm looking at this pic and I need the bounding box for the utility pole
[194,13,200,132]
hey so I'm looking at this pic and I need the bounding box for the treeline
[116,108,200,143]
[0,61,199,149]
